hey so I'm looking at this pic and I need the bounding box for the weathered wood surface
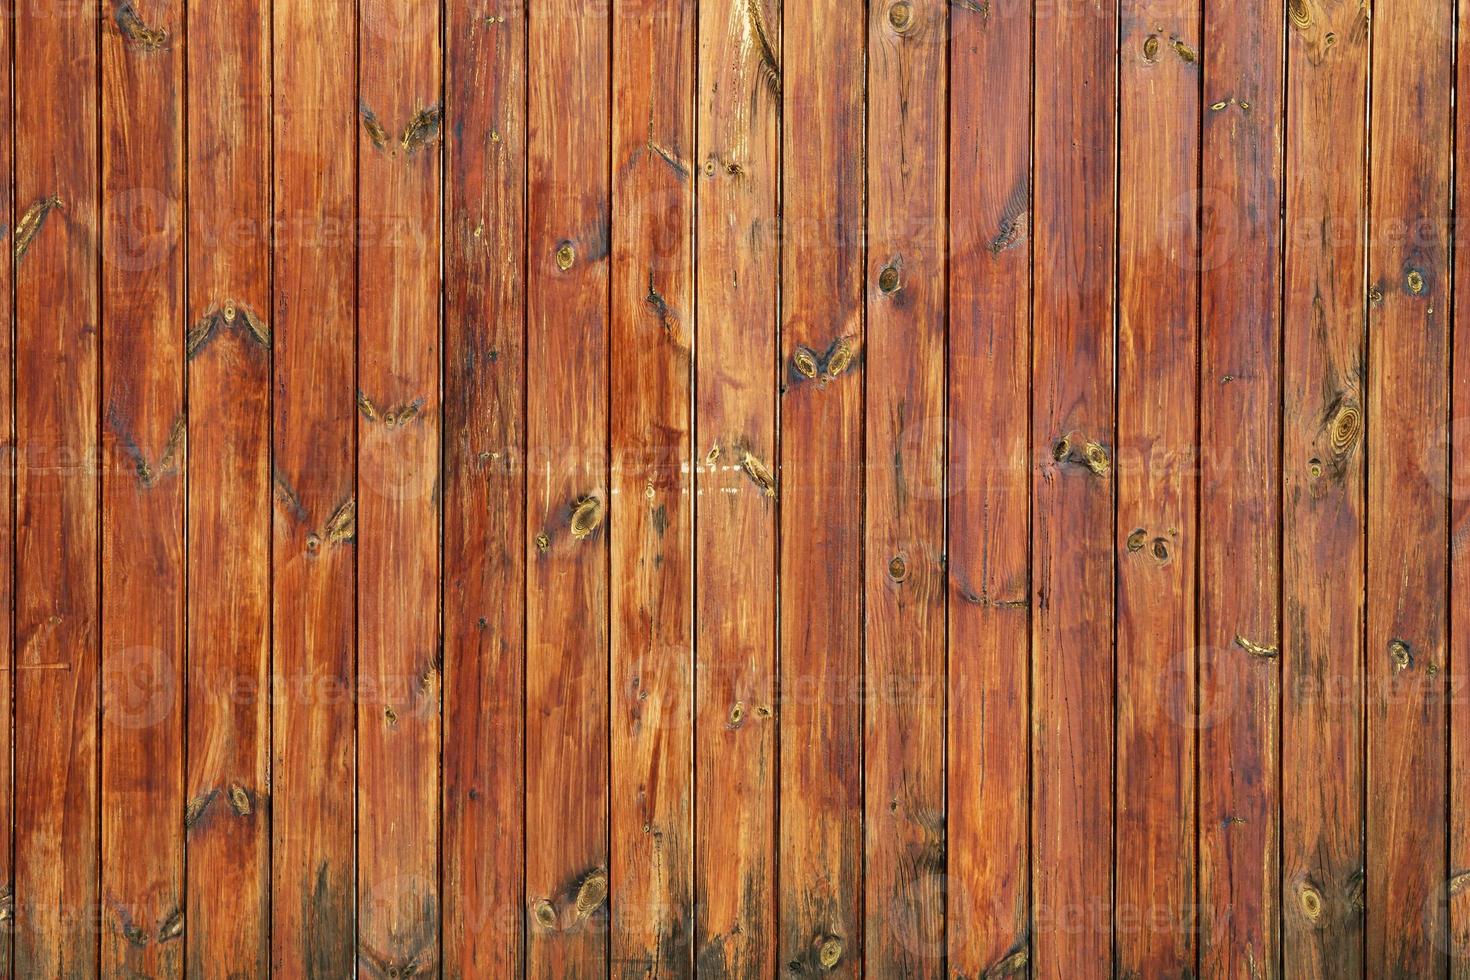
[0,2,1465,978]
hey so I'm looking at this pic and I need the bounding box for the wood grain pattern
[1031,0,1117,975]
[1365,0,1452,973]
[1,4,1468,975]
[442,0,526,975]
[779,0,864,974]
[1453,0,1470,967]
[0,2,12,972]
[611,0,695,976]
[99,0,186,972]
[1197,0,1283,973]
[946,2,1031,974]
[1115,3,1199,975]
[1282,0,1368,974]
[864,1,946,975]
[525,0,612,975]
[692,0,780,974]
[183,0,272,974]
[12,1,101,973]
[356,0,443,971]
[271,0,358,972]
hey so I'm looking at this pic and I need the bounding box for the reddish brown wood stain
[0,1,1466,977]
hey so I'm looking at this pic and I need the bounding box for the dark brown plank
[946,0,1029,973]
[1031,0,1116,973]
[183,0,272,971]
[13,4,101,975]
[864,0,946,974]
[1115,4,1199,975]
[271,0,358,972]
[1364,0,1452,972]
[355,0,442,972]
[1281,0,1368,974]
[99,0,185,972]
[1197,0,1283,974]
[525,0,611,973]
[442,1,526,976]
[692,0,780,974]
[610,0,695,975]
[779,0,864,973]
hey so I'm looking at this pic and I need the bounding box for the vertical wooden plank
[12,1,100,974]
[1197,0,1283,974]
[1031,0,1116,974]
[946,0,1029,973]
[691,0,779,972]
[611,0,695,975]
[525,0,611,974]
[184,0,272,971]
[442,0,525,975]
[99,0,185,972]
[12,2,100,975]
[864,0,946,975]
[1281,0,1367,974]
[1365,0,1451,973]
[1115,2,1198,975]
[778,0,863,973]
[271,0,357,971]
[355,0,442,972]
[0,0,13,970]
[1452,0,1470,964]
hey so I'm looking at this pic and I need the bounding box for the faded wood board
[184,0,272,972]
[611,0,696,975]
[442,0,526,976]
[779,0,864,974]
[271,0,358,972]
[356,0,443,972]
[12,0,101,972]
[1030,0,1118,974]
[100,0,186,972]
[0,1,12,972]
[864,0,947,975]
[524,0,612,974]
[692,0,780,974]
[0,2,1467,974]
[1197,0,1284,972]
[1365,0,1452,972]
[1454,0,1470,966]
[1115,4,1199,975]
[1282,0,1369,974]
[946,0,1031,973]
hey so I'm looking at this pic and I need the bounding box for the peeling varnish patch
[0,884,11,924]
[116,0,168,49]
[14,196,62,262]
[1234,634,1279,660]
[185,788,219,829]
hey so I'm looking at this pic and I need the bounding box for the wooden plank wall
[0,0,1467,978]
